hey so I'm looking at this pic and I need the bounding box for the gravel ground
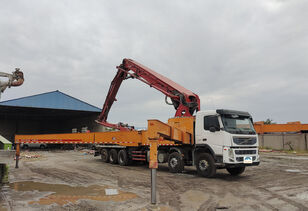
[1,150,308,211]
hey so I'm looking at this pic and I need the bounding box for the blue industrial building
[0,90,101,112]
[0,90,105,143]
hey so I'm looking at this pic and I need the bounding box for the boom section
[97,58,200,130]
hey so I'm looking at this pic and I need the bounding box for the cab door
[195,114,225,155]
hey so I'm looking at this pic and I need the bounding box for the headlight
[228,149,234,159]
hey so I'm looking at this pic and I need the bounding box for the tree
[264,118,276,125]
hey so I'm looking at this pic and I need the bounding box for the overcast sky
[0,0,307,127]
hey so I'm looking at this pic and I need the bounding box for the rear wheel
[168,152,184,173]
[109,149,118,164]
[196,153,216,178]
[101,149,110,163]
[118,149,129,166]
[226,166,245,176]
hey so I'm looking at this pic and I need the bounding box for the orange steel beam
[254,122,308,134]
[14,117,193,147]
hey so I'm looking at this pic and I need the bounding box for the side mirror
[209,127,216,132]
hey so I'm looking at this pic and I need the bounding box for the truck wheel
[118,149,129,166]
[101,149,110,163]
[226,166,245,176]
[109,149,118,164]
[40,144,46,149]
[168,152,184,173]
[196,153,216,178]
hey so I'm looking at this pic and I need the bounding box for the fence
[259,133,308,151]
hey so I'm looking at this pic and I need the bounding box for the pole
[151,168,157,204]
[149,140,158,204]
[15,143,20,168]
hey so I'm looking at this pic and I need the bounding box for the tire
[101,149,110,163]
[109,149,118,164]
[40,144,46,149]
[196,153,216,178]
[118,149,129,166]
[168,152,184,173]
[23,144,29,149]
[226,166,245,176]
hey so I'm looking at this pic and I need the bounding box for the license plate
[244,156,253,164]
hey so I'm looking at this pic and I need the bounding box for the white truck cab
[194,109,260,177]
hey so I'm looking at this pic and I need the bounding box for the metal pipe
[151,168,157,204]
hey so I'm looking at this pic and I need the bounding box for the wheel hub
[170,158,178,168]
[199,160,208,171]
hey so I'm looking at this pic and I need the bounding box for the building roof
[0,135,12,144]
[0,90,101,112]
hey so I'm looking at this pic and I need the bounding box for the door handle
[203,138,207,142]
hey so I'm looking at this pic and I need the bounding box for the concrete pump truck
[15,59,259,177]
[94,59,260,177]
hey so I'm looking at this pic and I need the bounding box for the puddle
[295,191,308,200]
[272,156,308,160]
[285,169,302,173]
[9,181,137,205]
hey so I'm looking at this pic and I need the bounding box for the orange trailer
[15,118,194,147]
[15,117,194,170]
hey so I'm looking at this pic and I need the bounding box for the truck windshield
[221,115,256,135]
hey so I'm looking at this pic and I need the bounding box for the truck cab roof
[197,109,252,118]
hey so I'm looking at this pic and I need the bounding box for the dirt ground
[1,150,308,211]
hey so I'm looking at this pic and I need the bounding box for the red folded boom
[97,58,200,131]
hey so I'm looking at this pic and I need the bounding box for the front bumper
[226,162,260,168]
[223,146,260,165]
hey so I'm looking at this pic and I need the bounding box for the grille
[235,150,257,155]
[233,137,256,145]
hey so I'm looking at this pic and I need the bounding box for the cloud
[0,0,307,126]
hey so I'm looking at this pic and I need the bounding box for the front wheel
[196,153,216,178]
[226,166,245,176]
[168,152,184,173]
